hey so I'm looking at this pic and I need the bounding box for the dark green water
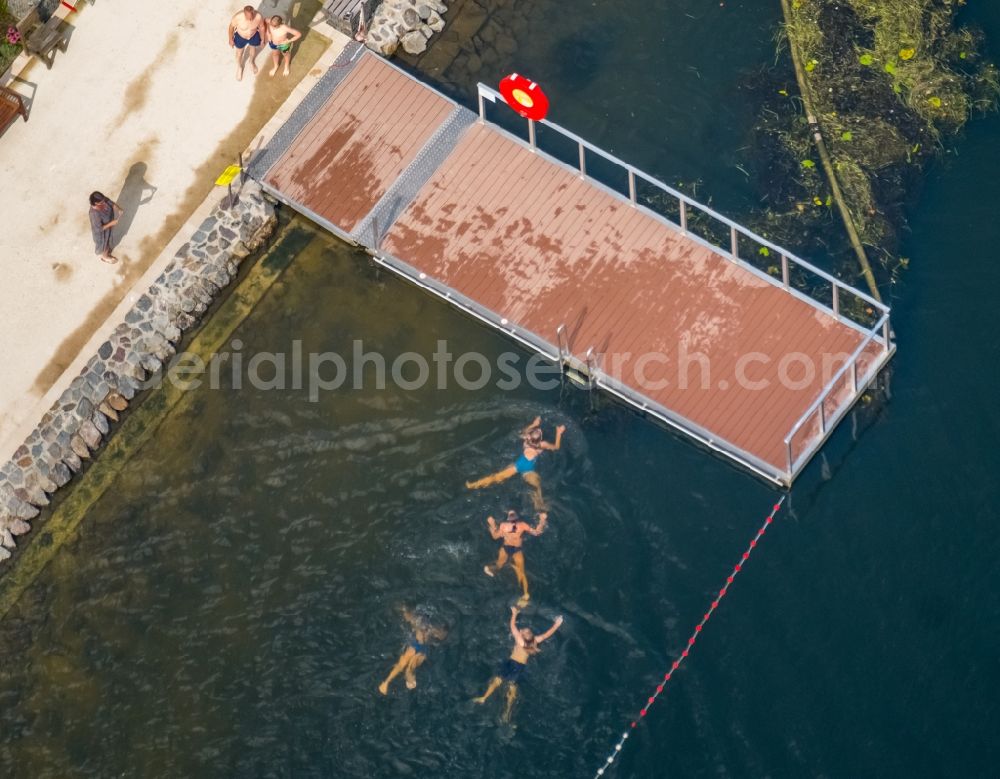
[2,2,1000,777]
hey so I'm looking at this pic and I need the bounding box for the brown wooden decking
[256,49,893,483]
[264,53,453,233]
[383,123,866,470]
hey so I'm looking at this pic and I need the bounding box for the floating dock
[249,43,895,486]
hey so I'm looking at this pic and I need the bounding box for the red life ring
[499,73,549,122]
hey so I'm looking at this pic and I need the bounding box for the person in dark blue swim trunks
[228,5,267,81]
[484,510,548,606]
[473,606,563,722]
[378,607,447,695]
[466,417,566,510]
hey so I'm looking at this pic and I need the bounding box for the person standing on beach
[89,191,121,264]
[484,510,548,606]
[228,5,267,81]
[266,16,302,77]
[473,606,563,722]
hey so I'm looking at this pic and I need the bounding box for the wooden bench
[24,15,70,69]
[0,86,28,136]
[323,0,368,36]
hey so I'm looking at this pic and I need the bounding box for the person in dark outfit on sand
[89,191,121,264]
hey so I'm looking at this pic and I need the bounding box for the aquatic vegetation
[747,0,999,285]
[0,3,21,75]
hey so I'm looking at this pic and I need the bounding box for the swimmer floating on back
[466,417,565,510]
[473,605,563,722]
[484,510,548,607]
[378,607,447,695]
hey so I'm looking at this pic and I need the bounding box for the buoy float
[499,73,550,122]
[590,497,786,778]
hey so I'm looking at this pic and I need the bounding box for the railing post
[730,226,739,261]
[556,324,567,387]
[679,199,687,233]
[528,119,536,150]
[781,254,790,288]
[628,170,636,205]
[851,359,859,394]
[787,439,793,476]
[832,284,840,317]
[819,398,826,435]
[585,346,596,387]
[584,347,598,408]
[477,89,485,122]
[882,317,891,351]
[578,142,586,177]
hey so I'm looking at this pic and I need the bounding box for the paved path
[0,1,338,460]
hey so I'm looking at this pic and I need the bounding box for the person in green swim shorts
[266,15,302,77]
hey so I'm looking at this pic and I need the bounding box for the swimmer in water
[473,606,563,722]
[378,607,447,695]
[466,417,566,510]
[484,510,548,606]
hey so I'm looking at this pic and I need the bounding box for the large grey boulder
[401,30,429,54]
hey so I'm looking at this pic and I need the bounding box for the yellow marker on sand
[215,165,242,186]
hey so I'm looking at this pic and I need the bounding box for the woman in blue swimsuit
[378,607,447,695]
[466,417,565,509]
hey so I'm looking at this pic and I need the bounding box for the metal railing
[782,312,891,476]
[478,82,895,483]
[476,84,890,330]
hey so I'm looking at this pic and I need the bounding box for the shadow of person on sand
[112,161,157,256]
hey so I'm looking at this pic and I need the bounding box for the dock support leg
[585,347,598,412]
[556,325,567,388]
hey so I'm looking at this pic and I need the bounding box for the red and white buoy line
[593,495,786,778]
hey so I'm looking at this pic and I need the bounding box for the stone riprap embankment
[0,183,276,563]
[365,0,449,56]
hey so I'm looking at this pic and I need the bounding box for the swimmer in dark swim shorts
[228,5,267,80]
[378,607,447,695]
[474,606,563,722]
[483,510,548,606]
